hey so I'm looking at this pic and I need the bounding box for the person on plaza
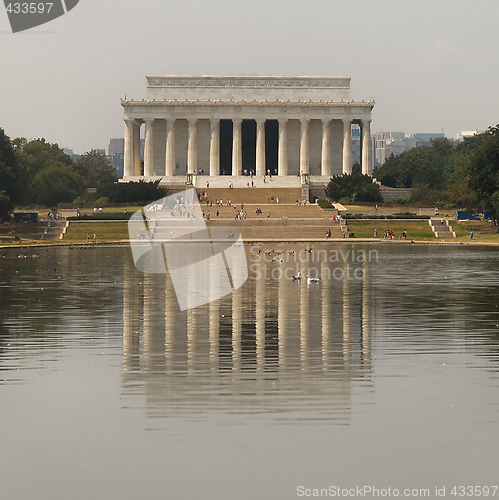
[374,228,378,238]
[471,231,474,240]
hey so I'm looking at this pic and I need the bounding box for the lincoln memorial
[121,75,374,187]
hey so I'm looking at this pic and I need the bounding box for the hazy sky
[1,0,498,154]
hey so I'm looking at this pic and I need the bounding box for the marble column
[144,119,154,177]
[232,287,242,371]
[278,275,288,368]
[232,119,242,176]
[123,259,140,372]
[321,282,330,370]
[210,119,220,176]
[143,272,153,370]
[342,260,351,366]
[300,119,310,175]
[361,259,371,369]
[342,118,353,175]
[165,119,176,176]
[278,118,288,176]
[300,274,309,370]
[165,274,176,372]
[133,120,141,176]
[321,119,332,177]
[256,276,265,371]
[124,119,134,177]
[209,297,220,373]
[187,119,197,174]
[256,119,266,176]
[362,119,372,175]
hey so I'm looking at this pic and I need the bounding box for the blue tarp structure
[13,212,38,223]
[456,211,480,221]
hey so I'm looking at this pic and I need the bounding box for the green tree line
[326,127,499,228]
[0,128,166,219]
[373,128,499,227]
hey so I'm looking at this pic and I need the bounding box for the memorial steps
[194,187,303,205]
[206,218,346,241]
[149,201,347,241]
[150,218,346,241]
[198,204,327,219]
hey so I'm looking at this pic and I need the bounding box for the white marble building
[121,75,374,187]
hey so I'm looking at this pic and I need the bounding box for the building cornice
[121,99,374,109]
[146,75,351,90]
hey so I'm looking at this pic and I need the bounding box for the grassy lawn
[453,220,499,243]
[64,221,129,243]
[343,204,454,218]
[347,219,499,243]
[76,206,143,215]
[347,220,435,240]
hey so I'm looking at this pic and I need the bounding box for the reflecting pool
[1,244,499,499]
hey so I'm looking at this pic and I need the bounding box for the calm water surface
[1,243,499,500]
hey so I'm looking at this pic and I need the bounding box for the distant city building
[351,124,361,165]
[108,137,144,178]
[108,138,125,156]
[374,132,445,166]
[62,147,80,161]
[456,130,482,142]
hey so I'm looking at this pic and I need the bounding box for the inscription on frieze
[147,76,350,89]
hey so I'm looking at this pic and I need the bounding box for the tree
[12,138,74,204]
[0,128,23,219]
[468,126,499,230]
[96,179,168,204]
[74,149,118,187]
[326,173,382,202]
[32,162,84,207]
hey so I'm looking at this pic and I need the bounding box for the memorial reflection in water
[122,246,375,422]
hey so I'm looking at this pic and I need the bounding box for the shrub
[96,180,168,204]
[94,197,110,206]
[317,199,333,209]
[393,197,409,205]
[327,173,382,202]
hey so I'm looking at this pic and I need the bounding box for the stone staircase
[429,218,456,238]
[41,219,69,241]
[198,203,325,220]
[149,199,348,241]
[207,218,346,241]
[196,187,303,205]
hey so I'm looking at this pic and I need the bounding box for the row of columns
[124,117,372,178]
[124,261,372,375]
